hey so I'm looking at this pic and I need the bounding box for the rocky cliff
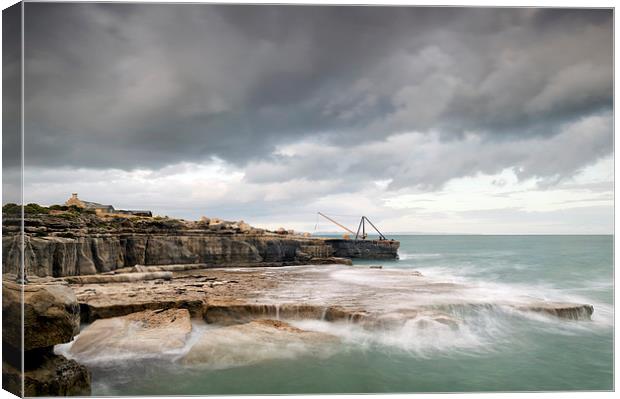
[2,210,399,277]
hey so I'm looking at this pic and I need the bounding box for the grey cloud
[21,4,612,179]
[244,111,613,190]
[3,3,21,171]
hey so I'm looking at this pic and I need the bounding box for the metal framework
[317,212,388,241]
[354,216,387,241]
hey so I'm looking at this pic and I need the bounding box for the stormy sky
[5,3,614,233]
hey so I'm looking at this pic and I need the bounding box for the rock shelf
[69,265,595,326]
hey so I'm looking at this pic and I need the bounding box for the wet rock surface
[70,309,192,358]
[516,302,594,319]
[181,319,339,369]
[69,265,595,328]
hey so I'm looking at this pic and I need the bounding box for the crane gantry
[317,212,388,241]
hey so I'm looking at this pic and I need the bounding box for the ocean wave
[398,252,442,260]
[289,305,526,358]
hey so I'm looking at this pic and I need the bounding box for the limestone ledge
[69,267,595,325]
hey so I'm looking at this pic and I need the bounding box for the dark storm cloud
[3,3,23,204]
[23,4,612,182]
[243,110,613,189]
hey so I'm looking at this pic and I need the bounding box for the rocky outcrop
[2,213,399,277]
[2,281,91,396]
[4,349,91,397]
[3,282,80,354]
[2,234,392,278]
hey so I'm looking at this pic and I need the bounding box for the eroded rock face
[182,319,338,369]
[3,281,80,351]
[4,235,362,277]
[69,308,192,359]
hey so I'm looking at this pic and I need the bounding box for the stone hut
[65,193,115,214]
[64,193,152,217]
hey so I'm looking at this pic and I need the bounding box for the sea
[57,235,614,394]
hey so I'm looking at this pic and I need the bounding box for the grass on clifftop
[3,203,93,216]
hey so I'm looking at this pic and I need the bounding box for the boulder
[3,281,80,351]
[2,281,90,396]
[237,221,252,233]
[69,308,192,358]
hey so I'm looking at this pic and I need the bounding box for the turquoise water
[76,235,614,394]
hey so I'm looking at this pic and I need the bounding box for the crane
[317,212,388,241]
[354,216,387,241]
[317,212,356,237]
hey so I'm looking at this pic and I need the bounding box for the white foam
[398,252,442,260]
[55,319,215,366]
[288,307,515,358]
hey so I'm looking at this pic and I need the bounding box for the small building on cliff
[65,193,115,214]
[65,193,152,217]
